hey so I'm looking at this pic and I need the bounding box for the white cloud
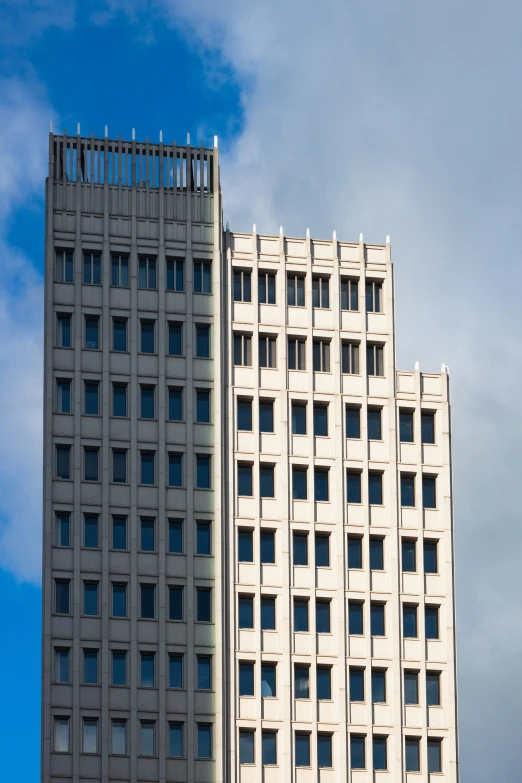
[0,0,75,46]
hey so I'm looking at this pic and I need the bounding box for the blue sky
[1,2,522,781]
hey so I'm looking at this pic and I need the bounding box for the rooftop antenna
[226,221,229,231]
[214,135,218,148]
[280,226,283,236]
[186,132,191,145]
[159,130,163,142]
[386,234,390,245]
[359,232,364,243]
[415,361,420,371]
[104,125,108,138]
[132,128,135,140]
[306,227,310,238]
[333,229,337,240]
[77,122,81,135]
[253,223,256,234]
[49,120,53,132]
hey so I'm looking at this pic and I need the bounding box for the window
[140,721,155,756]
[85,316,99,350]
[372,669,386,703]
[262,731,277,765]
[368,472,383,505]
[140,451,155,484]
[57,380,71,413]
[233,333,251,366]
[293,532,308,566]
[315,534,330,567]
[169,653,183,688]
[261,597,276,630]
[348,536,363,569]
[197,724,212,758]
[197,455,211,488]
[403,604,418,638]
[140,652,155,686]
[239,662,254,696]
[346,471,361,503]
[112,449,127,483]
[259,334,277,368]
[314,468,329,501]
[140,584,155,619]
[111,254,128,287]
[138,256,156,289]
[111,384,127,417]
[427,672,441,706]
[259,465,275,498]
[54,716,70,752]
[423,476,437,508]
[366,280,382,312]
[404,671,419,705]
[370,537,384,570]
[83,582,98,616]
[316,599,331,633]
[55,648,70,683]
[260,399,274,432]
[292,467,307,500]
[350,735,365,769]
[292,402,307,435]
[194,259,211,293]
[112,720,127,755]
[371,603,385,636]
[112,651,127,685]
[350,668,365,702]
[84,447,99,482]
[238,529,253,562]
[346,406,361,438]
[169,519,183,554]
[83,718,98,754]
[56,250,73,283]
[348,601,364,635]
[56,445,71,479]
[260,530,275,562]
[425,606,440,639]
[294,598,309,632]
[195,325,210,358]
[237,398,252,431]
[84,515,98,548]
[197,656,212,690]
[367,408,382,440]
[424,540,438,574]
[287,273,305,306]
[238,463,253,496]
[238,595,254,628]
[83,252,101,285]
[169,722,183,757]
[140,320,155,353]
[317,666,331,700]
[294,665,310,698]
[112,584,127,618]
[401,474,415,507]
[84,381,99,416]
[312,275,330,308]
[168,388,183,421]
[83,649,98,684]
[402,539,417,572]
[405,738,420,772]
[400,410,414,442]
[196,389,211,423]
[341,277,358,310]
[367,343,384,376]
[313,404,328,436]
[55,513,71,547]
[112,318,127,352]
[197,588,212,622]
[168,322,183,355]
[295,733,311,767]
[422,411,435,444]
[313,339,330,372]
[166,257,184,291]
[57,314,72,347]
[140,518,155,552]
[233,269,251,302]
[341,341,359,374]
[373,737,388,771]
[140,385,155,419]
[168,586,183,621]
[288,337,306,370]
[261,663,276,697]
[197,521,211,555]
[428,739,442,773]
[318,734,333,769]
[259,271,276,304]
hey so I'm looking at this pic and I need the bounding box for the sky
[0,1,521,780]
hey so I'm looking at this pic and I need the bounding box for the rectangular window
[317,666,332,700]
[368,472,383,505]
[400,410,414,442]
[169,519,183,554]
[260,465,275,498]
[84,447,99,482]
[350,668,365,702]
[370,537,384,570]
[195,324,211,358]
[112,720,127,756]
[197,588,212,622]
[292,467,307,500]
[56,445,71,479]
[259,399,274,432]
[346,406,361,438]
[288,337,306,370]
[372,669,386,703]
[402,539,417,572]
[373,736,388,771]
[238,528,254,562]
[140,584,155,619]
[166,258,184,291]
[196,520,211,555]
[367,343,384,376]
[238,463,253,496]
[423,476,437,509]
[56,250,73,283]
[316,599,331,633]
[404,671,419,705]
[367,408,382,440]
[83,718,98,754]
[424,540,438,573]
[312,276,329,308]
[421,411,435,444]
[239,730,255,765]
[140,721,155,756]
[112,384,127,417]
[112,651,127,685]
[405,738,420,772]
[425,606,440,639]
[259,271,276,304]
[238,595,254,628]
[140,652,155,687]
[315,533,330,567]
[348,536,363,569]
[169,722,184,757]
[237,398,252,431]
[261,597,276,630]
[401,474,415,507]
[341,277,358,310]
[111,254,128,287]
[371,603,385,636]
[292,402,307,435]
[314,468,329,502]
[262,731,277,765]
[233,333,251,366]
[54,717,70,752]
[403,605,418,638]
[194,260,211,293]
[261,663,277,697]
[140,386,155,419]
[55,513,71,547]
[294,598,309,632]
[259,334,277,368]
[260,530,275,563]
[138,256,156,289]
[318,734,333,769]
[168,322,183,355]
[346,471,361,503]
[112,516,127,550]
[83,252,101,285]
[341,341,359,374]
[57,379,71,413]
[428,739,442,773]
[140,517,155,552]
[348,601,364,635]
[196,389,211,423]
[169,653,183,688]
[57,314,72,347]
[168,387,183,421]
[197,724,212,758]
[55,648,70,683]
[427,671,441,705]
[112,318,127,352]
[83,514,99,548]
[313,404,328,436]
[83,649,98,684]
[233,269,251,302]
[366,280,382,312]
[83,582,98,616]
[140,451,155,485]
[239,661,254,696]
[196,455,211,488]
[168,586,184,621]
[293,532,308,566]
[313,339,330,372]
[112,584,127,618]
[84,381,99,416]
[295,733,311,767]
[84,316,99,350]
[350,735,366,770]
[287,273,305,306]
[140,320,155,353]
[294,664,310,699]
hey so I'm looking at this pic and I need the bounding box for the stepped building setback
[42,130,459,782]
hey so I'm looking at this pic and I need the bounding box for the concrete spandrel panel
[423,509,444,532]
[109,484,131,507]
[165,290,186,315]
[316,569,337,591]
[137,621,159,645]
[81,350,103,374]
[315,502,334,524]
[137,354,159,377]
[108,619,130,643]
[261,564,280,586]
[80,549,102,573]
[259,433,279,455]
[78,685,101,710]
[234,366,255,389]
[347,504,365,526]
[348,702,368,725]
[405,705,424,728]
[238,629,256,652]
[166,623,187,645]
[294,633,312,656]
[237,563,256,586]
[294,698,313,723]
[109,351,131,376]
[137,757,160,782]
[400,508,420,530]
[261,698,280,721]
[259,368,280,390]
[314,438,332,459]
[291,436,309,458]
[166,689,188,713]
[292,500,312,523]
[137,486,159,509]
[347,636,366,658]
[428,706,446,729]
[312,309,334,331]
[194,489,214,514]
[293,567,311,589]
[232,302,254,323]
[261,630,280,653]
[51,684,73,709]
[81,285,103,308]
[371,637,390,659]
[403,639,422,662]
[397,372,415,394]
[165,356,187,381]
[400,443,417,465]
[317,633,335,656]
[80,617,102,641]
[52,548,73,571]
[422,443,442,466]
[288,371,308,393]
[259,303,281,326]
[193,294,214,317]
[402,573,422,597]
[53,415,74,438]
[287,308,308,329]
[426,639,444,663]
[342,374,364,396]
[137,287,159,311]
[50,757,72,778]
[109,757,131,781]
[425,574,442,596]
[238,696,257,720]
[138,419,159,442]
[370,571,389,594]
[421,374,442,396]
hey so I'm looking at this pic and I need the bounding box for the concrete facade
[42,131,458,783]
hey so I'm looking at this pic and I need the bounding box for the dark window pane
[56,514,70,547]
[197,521,211,555]
[370,538,384,570]
[294,599,309,632]
[423,476,437,509]
[113,319,127,351]
[292,404,307,435]
[350,735,365,769]
[84,583,98,616]
[113,450,127,483]
[313,405,328,436]
[349,602,363,635]
[56,446,70,479]
[371,604,385,636]
[401,475,415,507]
[197,589,211,622]
[169,520,183,554]
[238,464,253,496]
[348,536,363,569]
[84,650,98,684]
[238,596,254,628]
[295,733,310,767]
[421,412,435,444]
[112,584,126,617]
[239,662,254,696]
[294,665,310,698]
[57,380,71,413]
[260,531,275,563]
[238,529,253,562]
[140,387,154,419]
[314,469,329,501]
[346,407,360,438]
[197,656,211,690]
[113,385,127,416]
[318,735,332,768]
[317,667,331,700]
[425,606,439,639]
[141,652,155,686]
[427,672,441,706]
[260,466,275,498]
[84,449,98,481]
[403,605,418,638]
[57,314,71,347]
[85,317,99,350]
[406,739,420,772]
[197,725,212,758]
[140,321,154,353]
[315,534,330,567]
[368,472,383,505]
[140,519,154,551]
[373,737,387,771]
[239,731,254,764]
[169,654,183,688]
[196,455,211,488]
[169,723,183,757]
[261,664,276,698]
[85,382,99,415]
[141,585,155,619]
[428,740,442,773]
[196,390,210,423]
[293,533,308,566]
[112,652,126,685]
[404,672,419,704]
[237,399,252,431]
[168,323,183,355]
[292,468,307,500]
[112,516,127,550]
[347,472,361,503]
[350,669,364,702]
[56,581,70,614]
[424,541,438,574]
[402,539,416,572]
[261,597,276,630]
[262,732,277,765]
[141,452,154,485]
[84,515,98,548]
[400,410,414,442]
[168,388,182,421]
[372,669,386,703]
[316,601,331,633]
[169,454,183,487]
[367,408,382,440]
[196,325,210,357]
[259,400,274,432]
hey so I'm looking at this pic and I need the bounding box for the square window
[83,252,101,285]
[259,271,276,304]
[312,276,330,309]
[84,514,99,548]
[341,341,359,374]
[404,671,419,705]
[85,316,99,350]
[166,258,184,291]
[55,513,71,547]
[261,597,276,630]
[57,379,71,413]
[318,734,332,768]
[260,465,275,498]
[83,649,98,684]
[168,322,183,356]
[168,453,183,487]
[348,536,363,569]
[168,388,183,420]
[260,530,275,563]
[367,408,382,440]
[348,601,364,635]
[197,723,212,758]
[56,445,71,480]
[112,516,127,550]
[238,529,254,562]
[292,402,307,435]
[349,668,365,702]
[197,587,212,622]
[422,411,435,444]
[294,598,309,632]
[197,656,212,690]
[260,399,274,432]
[423,476,437,509]
[169,653,183,688]
[262,731,277,765]
[197,521,211,555]
[112,384,127,417]
[237,398,252,431]
[402,539,417,572]
[194,260,212,293]
[112,584,127,618]
[238,463,253,496]
[233,269,252,302]
[111,254,128,287]
[56,250,73,283]
[57,314,71,348]
[400,410,414,442]
[140,584,155,619]
[169,722,184,757]
[169,586,184,621]
[347,471,361,503]
[140,451,155,485]
[195,325,210,357]
[313,404,328,436]
[140,320,155,353]
[370,603,385,636]
[138,256,157,289]
[169,519,184,554]
[238,595,254,628]
[112,720,127,755]
[112,651,127,685]
[140,652,155,687]
[196,455,211,488]
[368,472,383,505]
[294,664,310,698]
[341,277,359,310]
[315,533,330,567]
[350,735,366,770]
[295,733,311,767]
[261,663,277,698]
[403,605,418,638]
[401,474,415,507]
[405,738,420,772]
[112,318,127,352]
[293,533,308,566]
[239,661,254,696]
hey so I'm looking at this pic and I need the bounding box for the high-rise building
[42,130,458,783]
